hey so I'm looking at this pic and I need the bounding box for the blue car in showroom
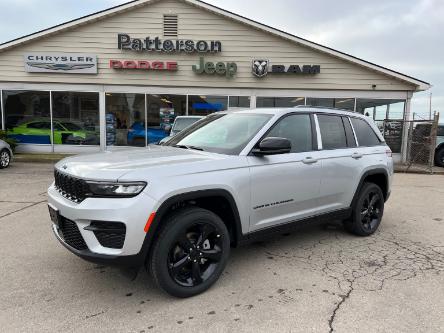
[127,121,168,146]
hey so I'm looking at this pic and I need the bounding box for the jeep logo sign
[192,57,237,78]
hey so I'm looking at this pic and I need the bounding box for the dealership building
[0,0,430,161]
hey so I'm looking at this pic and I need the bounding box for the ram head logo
[252,60,269,78]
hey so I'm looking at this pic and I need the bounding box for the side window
[342,117,357,148]
[317,114,347,150]
[350,118,381,147]
[437,126,444,137]
[265,114,313,153]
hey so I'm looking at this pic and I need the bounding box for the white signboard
[24,53,98,74]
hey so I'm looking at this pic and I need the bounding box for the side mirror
[252,137,291,155]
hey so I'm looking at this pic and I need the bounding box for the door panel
[247,113,321,232]
[248,152,322,232]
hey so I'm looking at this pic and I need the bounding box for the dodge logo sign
[252,60,269,78]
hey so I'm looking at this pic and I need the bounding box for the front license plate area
[48,205,60,227]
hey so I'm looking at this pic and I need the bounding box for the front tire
[0,149,11,169]
[148,207,230,298]
[435,147,444,167]
[344,183,384,236]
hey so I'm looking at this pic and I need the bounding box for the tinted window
[266,114,313,153]
[342,117,357,147]
[317,115,347,149]
[350,118,381,147]
[438,126,444,137]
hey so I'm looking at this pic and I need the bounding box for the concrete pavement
[0,162,443,333]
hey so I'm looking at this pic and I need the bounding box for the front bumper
[48,184,158,266]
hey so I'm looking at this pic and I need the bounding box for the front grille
[54,169,89,203]
[88,221,126,249]
[58,217,88,251]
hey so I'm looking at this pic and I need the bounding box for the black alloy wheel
[344,182,385,236]
[0,149,11,169]
[149,207,230,298]
[359,190,383,233]
[168,222,223,287]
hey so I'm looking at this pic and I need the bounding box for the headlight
[86,181,147,198]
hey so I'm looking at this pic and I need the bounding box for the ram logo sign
[252,60,269,78]
[24,53,98,74]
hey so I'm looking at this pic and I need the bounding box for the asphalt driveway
[0,162,443,333]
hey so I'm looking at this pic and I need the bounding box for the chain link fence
[375,114,440,174]
[404,114,440,174]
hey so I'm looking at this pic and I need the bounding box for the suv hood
[55,145,227,181]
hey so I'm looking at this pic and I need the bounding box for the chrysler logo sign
[252,59,321,77]
[24,53,98,74]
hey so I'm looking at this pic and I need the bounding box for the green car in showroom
[9,120,98,145]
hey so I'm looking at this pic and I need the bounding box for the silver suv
[47,107,394,297]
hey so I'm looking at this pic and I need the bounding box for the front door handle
[302,157,318,165]
[351,152,363,159]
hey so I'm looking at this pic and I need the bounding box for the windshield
[165,113,272,155]
[173,118,201,132]
[61,122,83,131]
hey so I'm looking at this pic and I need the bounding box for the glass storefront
[189,95,228,116]
[306,98,355,111]
[52,92,100,145]
[257,97,305,108]
[147,94,186,144]
[106,93,145,146]
[229,96,250,110]
[355,99,406,153]
[3,91,51,144]
[355,99,405,120]
[0,90,408,153]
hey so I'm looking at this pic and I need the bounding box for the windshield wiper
[173,144,204,151]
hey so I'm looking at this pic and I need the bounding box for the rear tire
[0,149,11,169]
[344,183,384,236]
[148,207,230,298]
[435,147,444,167]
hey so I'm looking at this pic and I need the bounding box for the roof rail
[296,105,358,113]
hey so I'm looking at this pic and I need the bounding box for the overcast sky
[0,0,442,119]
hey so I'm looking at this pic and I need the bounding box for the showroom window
[146,95,186,144]
[3,90,50,144]
[355,99,405,120]
[52,92,100,146]
[257,97,305,108]
[189,95,228,116]
[356,99,406,153]
[229,96,250,110]
[306,98,355,111]
[106,93,145,147]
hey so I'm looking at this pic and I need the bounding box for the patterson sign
[117,34,222,53]
[24,53,97,74]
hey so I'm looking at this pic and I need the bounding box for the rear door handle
[351,152,363,159]
[302,157,318,165]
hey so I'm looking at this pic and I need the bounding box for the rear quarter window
[350,118,381,147]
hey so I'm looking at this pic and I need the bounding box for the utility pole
[429,92,432,120]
